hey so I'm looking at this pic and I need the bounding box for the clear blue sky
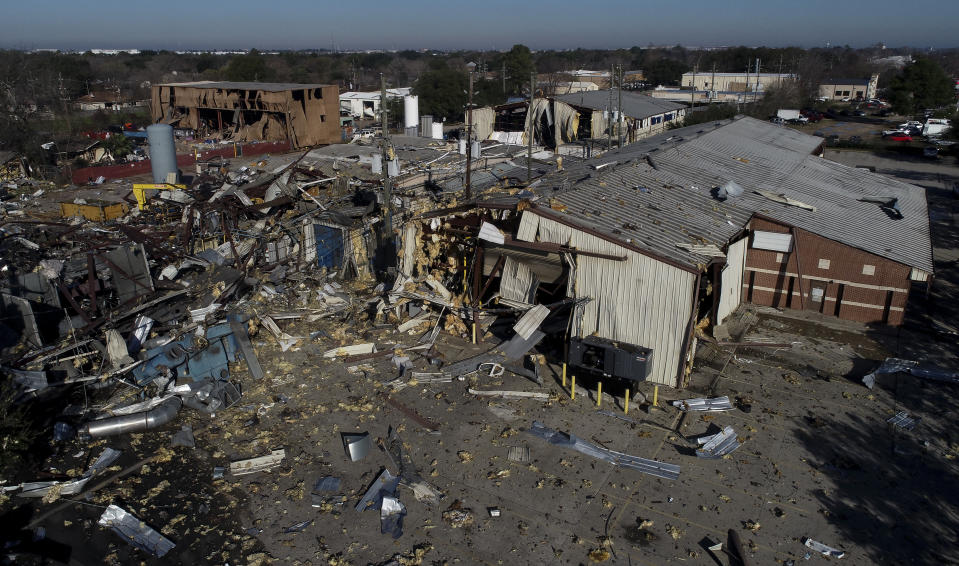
[4,0,957,51]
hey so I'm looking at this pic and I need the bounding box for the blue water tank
[147,124,177,184]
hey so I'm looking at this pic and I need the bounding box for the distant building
[551,81,599,95]
[818,74,879,101]
[682,72,796,93]
[339,88,411,119]
[151,81,342,148]
[75,91,133,112]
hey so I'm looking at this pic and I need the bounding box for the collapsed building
[151,81,342,148]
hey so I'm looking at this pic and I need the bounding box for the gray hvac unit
[568,336,652,382]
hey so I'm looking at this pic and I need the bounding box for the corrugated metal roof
[554,90,685,120]
[648,117,933,272]
[533,116,933,274]
[157,81,333,92]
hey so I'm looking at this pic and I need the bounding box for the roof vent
[716,180,744,200]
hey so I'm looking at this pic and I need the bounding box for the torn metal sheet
[104,244,154,304]
[323,343,376,358]
[342,432,372,461]
[355,468,400,512]
[528,421,680,480]
[5,367,48,392]
[863,357,959,388]
[468,388,550,400]
[18,447,122,498]
[313,476,341,492]
[802,537,846,559]
[260,315,299,352]
[477,221,505,245]
[512,304,550,341]
[696,426,741,459]
[127,315,154,353]
[284,520,312,533]
[98,504,175,557]
[672,396,734,412]
[1,293,42,348]
[228,313,263,379]
[230,449,285,475]
[887,411,918,431]
[380,495,407,539]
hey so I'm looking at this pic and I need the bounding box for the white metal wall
[517,212,695,386]
[716,237,747,325]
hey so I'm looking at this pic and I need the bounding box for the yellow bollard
[562,363,567,387]
[571,375,576,400]
[597,381,602,407]
[652,385,659,407]
[625,389,630,414]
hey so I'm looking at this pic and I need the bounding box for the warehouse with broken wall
[399,116,933,389]
[469,90,687,153]
[151,81,342,148]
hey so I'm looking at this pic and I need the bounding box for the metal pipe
[80,397,182,438]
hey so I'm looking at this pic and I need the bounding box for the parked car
[849,135,863,144]
[899,121,923,131]
[801,110,823,122]
[887,133,912,142]
[853,110,866,117]
[923,146,939,158]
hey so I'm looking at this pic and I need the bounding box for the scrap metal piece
[887,411,918,431]
[802,536,846,559]
[355,468,400,512]
[528,421,680,480]
[230,448,285,476]
[468,388,550,401]
[512,304,550,341]
[18,447,122,498]
[342,432,372,462]
[380,495,407,539]
[696,426,741,459]
[323,343,376,358]
[284,520,312,533]
[863,357,959,388]
[98,504,175,557]
[381,395,440,431]
[80,397,182,438]
[672,396,734,412]
[507,446,530,462]
[312,476,341,492]
[260,315,299,352]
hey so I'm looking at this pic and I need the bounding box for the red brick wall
[743,217,911,325]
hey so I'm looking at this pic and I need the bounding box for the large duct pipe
[147,123,178,184]
[80,397,182,438]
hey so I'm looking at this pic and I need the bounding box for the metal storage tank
[431,122,443,140]
[403,95,419,129]
[146,124,178,184]
[420,115,433,138]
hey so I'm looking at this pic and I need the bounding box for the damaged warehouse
[402,116,932,388]
[151,81,342,148]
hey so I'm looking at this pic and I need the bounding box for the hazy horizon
[4,0,958,51]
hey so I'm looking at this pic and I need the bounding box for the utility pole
[527,69,534,183]
[690,64,697,111]
[711,63,716,103]
[380,74,392,241]
[754,58,761,104]
[465,63,475,200]
[607,66,613,150]
[617,64,624,147]
[502,62,507,96]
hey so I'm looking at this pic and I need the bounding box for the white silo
[403,95,419,130]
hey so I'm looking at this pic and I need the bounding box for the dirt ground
[6,149,959,565]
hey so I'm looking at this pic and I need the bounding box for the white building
[339,88,411,118]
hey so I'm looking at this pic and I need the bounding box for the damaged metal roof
[533,116,933,273]
[555,89,685,119]
[157,81,333,91]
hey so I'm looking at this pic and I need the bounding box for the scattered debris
[803,536,846,559]
[672,396,734,412]
[98,504,175,557]
[230,449,286,476]
[528,421,680,480]
[863,358,959,388]
[696,426,742,459]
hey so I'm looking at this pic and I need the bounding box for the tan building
[151,81,341,148]
[681,72,795,93]
[818,74,879,101]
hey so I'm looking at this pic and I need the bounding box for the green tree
[644,58,688,87]
[503,44,534,96]
[413,68,467,122]
[225,49,272,82]
[888,56,954,115]
[103,133,133,159]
